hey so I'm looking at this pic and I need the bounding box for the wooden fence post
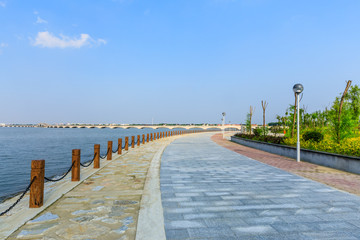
[29,160,45,208]
[137,135,140,146]
[132,136,135,148]
[125,137,129,151]
[142,134,145,144]
[107,141,112,160]
[147,133,149,142]
[94,144,100,168]
[72,149,80,181]
[118,138,122,155]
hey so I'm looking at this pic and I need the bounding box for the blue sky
[1,0,360,124]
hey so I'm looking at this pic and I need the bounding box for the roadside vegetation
[235,80,360,157]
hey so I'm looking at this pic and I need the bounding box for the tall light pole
[293,84,304,163]
[222,112,226,138]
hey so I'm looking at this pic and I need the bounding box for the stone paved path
[5,136,174,240]
[161,133,360,240]
[212,133,360,196]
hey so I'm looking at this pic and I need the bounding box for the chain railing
[0,177,36,216]
[0,130,202,215]
[80,152,97,167]
[100,148,110,159]
[112,144,120,153]
[44,161,75,182]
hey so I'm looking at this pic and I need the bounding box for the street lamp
[293,83,304,162]
[222,112,226,138]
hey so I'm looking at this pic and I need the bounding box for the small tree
[291,93,298,138]
[261,100,268,138]
[246,106,254,134]
[328,80,356,143]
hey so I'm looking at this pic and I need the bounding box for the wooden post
[30,160,45,208]
[142,134,145,144]
[72,149,80,181]
[94,144,100,168]
[157,132,159,139]
[137,135,140,146]
[132,136,135,148]
[125,137,129,151]
[107,141,112,160]
[118,138,122,155]
[147,133,149,142]
[150,133,153,141]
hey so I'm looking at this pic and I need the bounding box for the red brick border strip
[212,133,360,196]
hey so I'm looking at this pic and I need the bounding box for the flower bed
[234,133,360,157]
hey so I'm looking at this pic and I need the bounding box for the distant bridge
[3,124,242,131]
[48,124,242,130]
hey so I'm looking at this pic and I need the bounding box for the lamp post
[293,83,304,163]
[222,112,226,139]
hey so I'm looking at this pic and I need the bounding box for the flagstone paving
[5,137,173,240]
[161,133,360,239]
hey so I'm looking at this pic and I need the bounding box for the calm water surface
[0,127,179,202]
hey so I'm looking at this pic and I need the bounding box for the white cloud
[97,39,107,45]
[0,42,7,55]
[36,16,47,24]
[0,1,6,8]
[32,31,106,48]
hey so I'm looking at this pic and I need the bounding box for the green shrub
[302,131,324,142]
[233,133,285,144]
[253,128,262,136]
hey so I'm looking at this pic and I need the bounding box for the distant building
[0,123,5,127]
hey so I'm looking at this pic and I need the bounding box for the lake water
[0,127,182,202]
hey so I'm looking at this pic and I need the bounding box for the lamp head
[293,83,304,94]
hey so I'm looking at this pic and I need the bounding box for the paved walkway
[212,133,360,196]
[161,133,360,239]
[3,136,176,240]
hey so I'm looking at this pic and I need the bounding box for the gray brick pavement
[160,133,360,239]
